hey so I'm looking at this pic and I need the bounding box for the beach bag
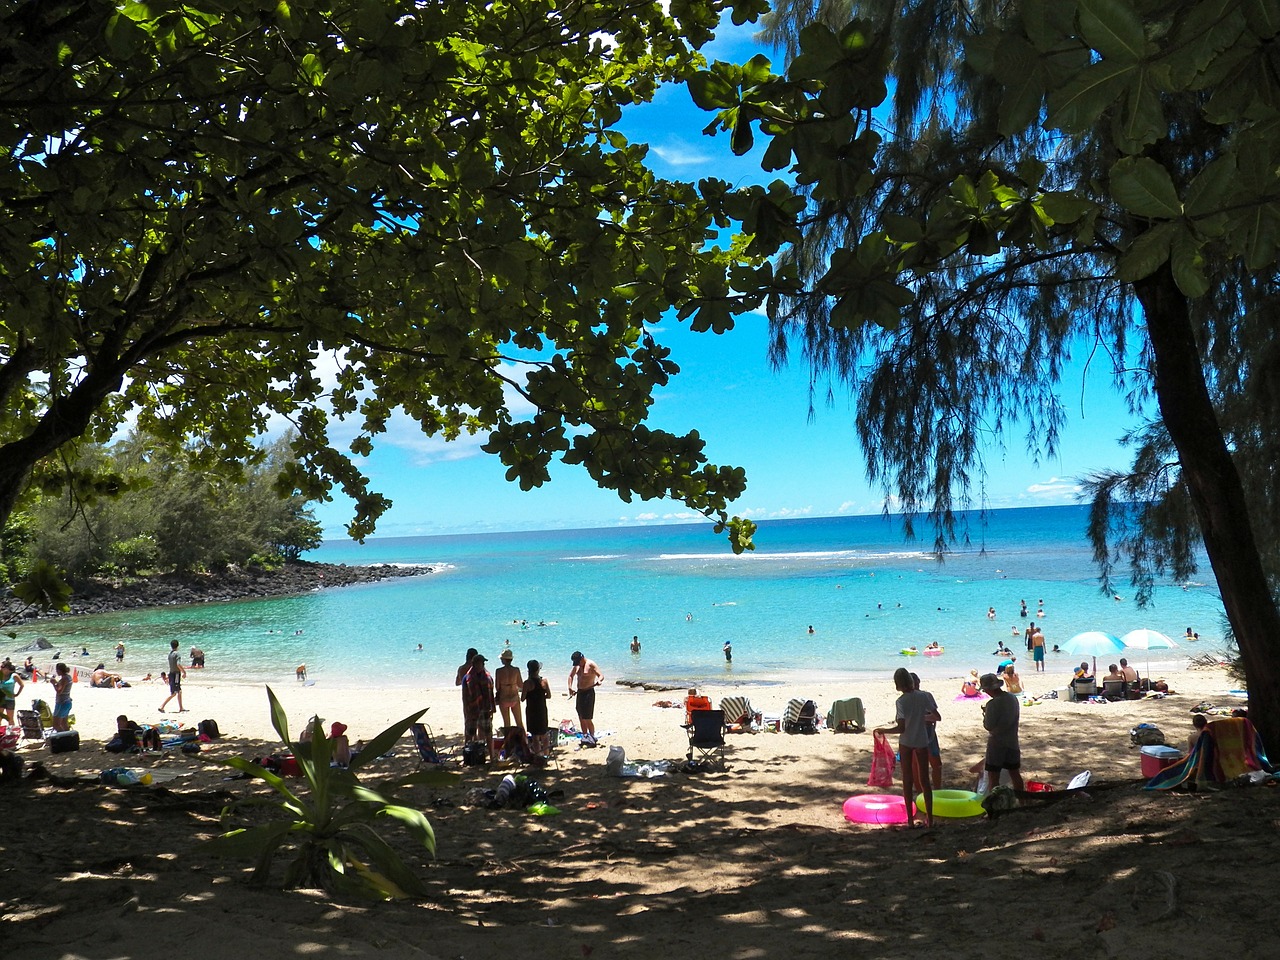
[605,745,626,776]
[868,731,896,787]
[198,719,220,739]
[462,741,488,766]
[1130,724,1165,746]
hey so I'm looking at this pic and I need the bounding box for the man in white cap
[979,672,1023,792]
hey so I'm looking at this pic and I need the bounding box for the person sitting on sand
[90,663,126,688]
[1188,714,1208,751]
[1002,663,1023,695]
[299,718,353,766]
[961,670,982,697]
[1119,658,1139,684]
[107,715,162,753]
[1103,664,1124,683]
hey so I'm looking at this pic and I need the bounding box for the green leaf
[1116,222,1175,280]
[1110,157,1182,218]
[1046,59,1133,132]
[1077,0,1147,61]
[1170,227,1209,297]
[1039,191,1095,224]
[688,70,738,110]
[1183,156,1237,218]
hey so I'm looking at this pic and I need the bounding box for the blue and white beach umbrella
[1063,630,1125,677]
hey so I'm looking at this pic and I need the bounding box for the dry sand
[4,662,1278,960]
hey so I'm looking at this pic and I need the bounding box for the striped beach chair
[719,695,756,732]
[783,698,818,734]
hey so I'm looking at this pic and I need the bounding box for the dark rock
[2,561,429,626]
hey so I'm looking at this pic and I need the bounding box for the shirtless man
[1119,658,1140,684]
[494,649,524,732]
[568,651,604,744]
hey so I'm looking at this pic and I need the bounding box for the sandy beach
[5,660,1279,960]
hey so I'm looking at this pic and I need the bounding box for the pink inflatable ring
[843,794,913,824]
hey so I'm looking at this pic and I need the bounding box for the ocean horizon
[10,505,1225,691]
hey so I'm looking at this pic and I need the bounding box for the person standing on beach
[911,672,943,790]
[874,667,939,827]
[159,639,187,712]
[568,651,603,745]
[522,659,552,756]
[1023,620,1036,651]
[50,662,73,732]
[1,660,24,727]
[494,649,524,732]
[979,672,1023,792]
[456,646,479,735]
[1030,627,1046,672]
[115,641,125,663]
[461,653,496,755]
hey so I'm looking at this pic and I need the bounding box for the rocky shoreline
[0,561,429,626]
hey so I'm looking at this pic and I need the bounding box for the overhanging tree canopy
[691,0,1280,741]
[0,0,768,549]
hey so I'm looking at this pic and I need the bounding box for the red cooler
[1140,745,1183,777]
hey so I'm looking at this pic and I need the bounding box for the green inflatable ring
[916,789,984,818]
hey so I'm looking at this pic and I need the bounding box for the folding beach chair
[685,709,727,767]
[719,695,757,732]
[684,693,712,726]
[783,698,818,734]
[1101,679,1126,701]
[411,722,452,767]
[17,709,46,741]
[826,697,866,732]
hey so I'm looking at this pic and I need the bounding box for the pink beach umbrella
[1120,628,1178,679]
[1062,631,1125,679]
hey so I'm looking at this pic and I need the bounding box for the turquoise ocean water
[12,505,1225,690]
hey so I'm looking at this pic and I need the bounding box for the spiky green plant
[207,686,445,899]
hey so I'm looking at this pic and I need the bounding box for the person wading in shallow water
[568,651,603,745]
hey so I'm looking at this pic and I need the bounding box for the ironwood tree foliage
[691,1,1280,742]
[0,0,768,552]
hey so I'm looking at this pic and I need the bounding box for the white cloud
[1023,477,1081,500]
[651,142,716,167]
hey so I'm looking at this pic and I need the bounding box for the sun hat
[978,673,1003,691]
[330,721,348,738]
[500,650,513,661]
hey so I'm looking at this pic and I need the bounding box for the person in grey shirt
[979,672,1023,792]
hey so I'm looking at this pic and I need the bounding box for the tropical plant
[207,687,442,899]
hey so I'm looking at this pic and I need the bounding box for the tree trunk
[1136,264,1280,752]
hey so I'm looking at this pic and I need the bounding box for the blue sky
[309,19,1145,540]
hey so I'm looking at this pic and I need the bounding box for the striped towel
[719,696,754,727]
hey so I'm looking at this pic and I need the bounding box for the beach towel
[719,696,755,730]
[1145,718,1275,789]
[827,698,866,732]
[783,698,818,734]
